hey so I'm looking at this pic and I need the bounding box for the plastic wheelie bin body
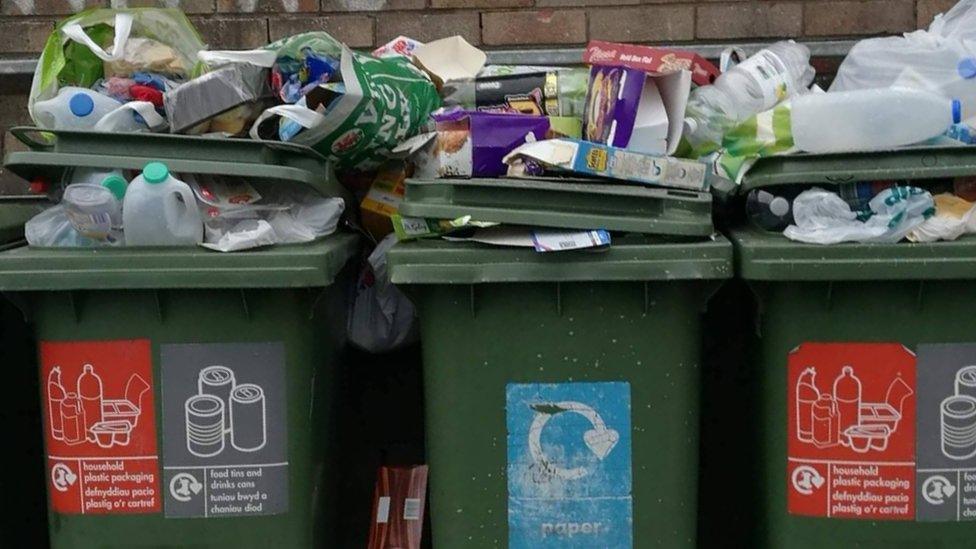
[731,148,976,548]
[0,129,358,548]
[388,233,732,548]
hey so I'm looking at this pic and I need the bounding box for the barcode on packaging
[403,498,421,521]
[376,497,391,523]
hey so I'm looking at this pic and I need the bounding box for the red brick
[805,0,914,37]
[217,0,317,13]
[917,0,959,28]
[2,0,103,16]
[482,10,587,46]
[269,15,374,48]
[538,0,637,6]
[110,0,214,13]
[432,0,531,7]
[589,5,694,42]
[322,0,424,10]
[192,17,269,49]
[697,2,803,39]
[376,11,481,45]
[0,20,53,54]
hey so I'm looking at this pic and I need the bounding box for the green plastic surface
[391,236,731,548]
[398,177,714,236]
[0,197,47,247]
[5,127,350,202]
[388,234,732,284]
[740,145,976,192]
[0,232,360,291]
[731,227,976,281]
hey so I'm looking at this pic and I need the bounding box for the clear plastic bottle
[792,88,959,153]
[123,162,203,246]
[33,87,122,130]
[684,41,815,149]
[63,175,127,243]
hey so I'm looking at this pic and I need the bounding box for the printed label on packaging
[736,50,793,110]
[531,229,610,252]
[915,344,976,521]
[160,342,288,518]
[41,340,161,515]
[507,382,633,548]
[787,343,916,520]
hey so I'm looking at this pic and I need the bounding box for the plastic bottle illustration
[812,394,838,448]
[833,366,862,447]
[47,367,67,441]
[61,393,85,445]
[796,367,820,443]
[77,364,104,442]
[683,40,814,149]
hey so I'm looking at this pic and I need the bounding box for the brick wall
[0,0,958,192]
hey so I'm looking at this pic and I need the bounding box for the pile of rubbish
[14,1,976,347]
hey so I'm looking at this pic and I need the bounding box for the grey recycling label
[161,342,287,518]
[917,344,976,522]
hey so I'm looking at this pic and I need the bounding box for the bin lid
[397,177,714,237]
[0,232,360,291]
[730,226,976,281]
[740,145,976,193]
[4,127,351,203]
[0,196,47,248]
[388,234,732,284]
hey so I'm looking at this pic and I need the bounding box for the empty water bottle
[33,87,122,130]
[684,41,815,150]
[792,87,960,153]
[123,163,203,247]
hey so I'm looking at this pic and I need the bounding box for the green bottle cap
[100,175,127,201]
[143,162,169,184]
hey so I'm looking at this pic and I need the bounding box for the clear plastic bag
[347,234,419,353]
[784,187,935,244]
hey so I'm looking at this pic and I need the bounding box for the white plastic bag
[908,193,976,242]
[201,196,344,252]
[784,187,935,244]
[347,234,418,353]
[831,0,976,122]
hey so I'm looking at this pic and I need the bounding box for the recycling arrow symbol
[791,465,825,496]
[923,475,956,506]
[51,463,77,492]
[528,400,620,481]
[170,473,203,502]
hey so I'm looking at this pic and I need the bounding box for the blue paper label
[507,382,633,548]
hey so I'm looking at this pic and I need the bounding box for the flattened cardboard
[413,36,486,88]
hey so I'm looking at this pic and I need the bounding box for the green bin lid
[0,196,48,248]
[4,127,351,203]
[398,178,714,237]
[388,234,732,284]
[730,226,976,281]
[0,232,360,291]
[740,145,976,193]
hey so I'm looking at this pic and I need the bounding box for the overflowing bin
[730,148,976,548]
[0,130,359,548]
[388,178,731,548]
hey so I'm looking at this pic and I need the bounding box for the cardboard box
[504,138,708,191]
[366,465,428,549]
[583,40,720,87]
[583,66,690,156]
[360,160,408,240]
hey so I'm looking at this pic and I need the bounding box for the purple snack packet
[432,108,550,177]
[583,65,646,148]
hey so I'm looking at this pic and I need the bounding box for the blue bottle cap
[959,58,976,79]
[953,99,962,124]
[68,93,95,117]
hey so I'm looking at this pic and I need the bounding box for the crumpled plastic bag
[201,196,344,252]
[784,186,935,244]
[347,234,418,353]
[908,193,976,242]
[831,0,976,123]
[26,205,118,247]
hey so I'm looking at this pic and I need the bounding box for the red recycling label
[41,340,161,515]
[787,343,916,520]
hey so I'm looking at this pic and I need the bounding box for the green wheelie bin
[388,177,732,548]
[0,129,358,548]
[730,147,976,548]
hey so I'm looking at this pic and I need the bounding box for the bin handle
[9,126,56,151]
